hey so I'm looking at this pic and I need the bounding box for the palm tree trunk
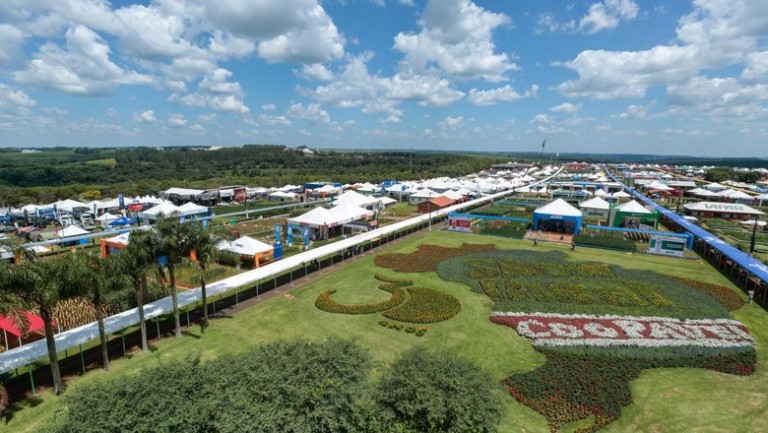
[200,264,208,328]
[137,276,148,352]
[41,307,64,395]
[93,289,109,371]
[0,384,9,417]
[169,262,181,338]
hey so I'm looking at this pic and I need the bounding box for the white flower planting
[491,311,755,349]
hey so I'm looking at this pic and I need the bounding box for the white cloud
[550,102,582,114]
[393,0,516,82]
[259,114,291,126]
[667,75,768,119]
[261,104,277,111]
[535,13,576,34]
[530,113,555,124]
[617,102,653,120]
[134,109,156,123]
[199,0,345,63]
[0,24,25,66]
[299,52,464,122]
[209,94,250,113]
[297,63,334,81]
[168,113,187,127]
[440,116,466,129]
[14,25,152,95]
[190,124,205,133]
[580,0,639,34]
[286,102,331,124]
[0,83,35,115]
[557,0,767,100]
[742,51,768,82]
[467,84,538,105]
[169,68,250,113]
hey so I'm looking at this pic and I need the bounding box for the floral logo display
[491,312,753,349]
[435,249,756,433]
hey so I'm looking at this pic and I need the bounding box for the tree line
[0,218,230,404]
[0,146,503,207]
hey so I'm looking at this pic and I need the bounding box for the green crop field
[3,231,767,433]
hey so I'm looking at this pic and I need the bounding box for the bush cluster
[374,243,496,272]
[47,340,502,433]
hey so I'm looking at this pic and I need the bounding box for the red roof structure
[0,311,47,337]
[418,196,454,214]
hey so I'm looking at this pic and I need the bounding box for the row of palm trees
[0,217,230,400]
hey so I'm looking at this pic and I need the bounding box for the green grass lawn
[4,231,768,433]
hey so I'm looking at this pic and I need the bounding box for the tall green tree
[68,254,127,371]
[154,217,192,338]
[119,229,158,352]
[185,224,232,329]
[0,263,30,416]
[5,256,86,395]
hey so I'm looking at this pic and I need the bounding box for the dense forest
[0,146,503,206]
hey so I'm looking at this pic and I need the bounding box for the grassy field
[3,231,767,433]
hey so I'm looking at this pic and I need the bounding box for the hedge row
[572,234,638,251]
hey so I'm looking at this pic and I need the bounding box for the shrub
[375,347,503,433]
[315,278,408,315]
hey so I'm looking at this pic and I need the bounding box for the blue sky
[0,0,766,157]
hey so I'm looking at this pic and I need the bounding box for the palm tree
[154,217,192,338]
[186,223,231,329]
[67,253,127,371]
[6,256,85,395]
[119,229,157,353]
[0,263,29,415]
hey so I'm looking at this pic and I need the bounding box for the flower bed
[671,276,745,311]
[436,250,732,319]
[314,277,409,315]
[432,248,756,432]
[382,287,461,324]
[374,243,496,272]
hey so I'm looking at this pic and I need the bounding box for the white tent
[616,200,653,214]
[703,182,727,192]
[286,207,334,228]
[327,203,373,224]
[594,189,608,197]
[579,197,611,210]
[55,199,88,212]
[378,197,397,207]
[140,202,181,219]
[334,190,380,209]
[95,212,119,228]
[178,202,209,217]
[441,190,464,202]
[269,191,297,201]
[610,191,631,198]
[218,236,273,256]
[57,225,89,238]
[534,198,583,217]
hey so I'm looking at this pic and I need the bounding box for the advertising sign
[448,215,472,233]
[648,235,685,258]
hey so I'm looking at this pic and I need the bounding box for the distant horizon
[2,144,767,163]
[0,1,766,157]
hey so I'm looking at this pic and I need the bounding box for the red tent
[0,311,46,337]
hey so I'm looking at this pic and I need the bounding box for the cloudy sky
[0,0,767,157]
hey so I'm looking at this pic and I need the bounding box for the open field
[3,231,767,433]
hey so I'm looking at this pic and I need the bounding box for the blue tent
[532,198,583,234]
